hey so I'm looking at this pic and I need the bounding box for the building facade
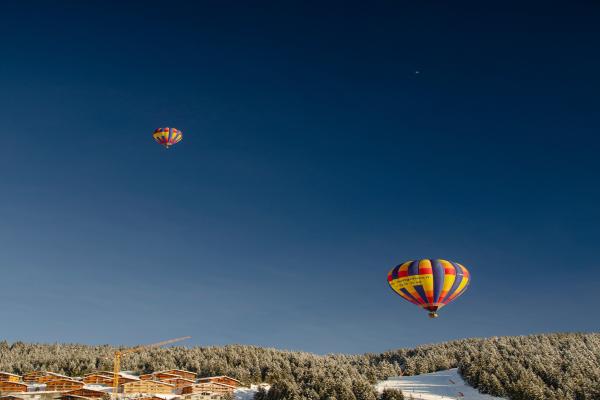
[0,392,61,400]
[195,378,240,388]
[120,380,174,395]
[139,373,179,383]
[44,380,84,392]
[0,381,28,394]
[63,389,105,399]
[0,374,21,383]
[158,371,196,381]
[181,383,234,396]
[82,375,112,386]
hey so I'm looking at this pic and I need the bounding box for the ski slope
[376,368,506,400]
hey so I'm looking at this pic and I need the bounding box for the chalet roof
[147,373,179,377]
[121,380,175,387]
[42,372,72,380]
[158,370,195,375]
[59,396,92,400]
[118,373,140,380]
[46,378,82,384]
[81,385,112,392]
[92,371,138,379]
[0,372,21,377]
[163,378,194,383]
[24,371,66,377]
[197,376,241,384]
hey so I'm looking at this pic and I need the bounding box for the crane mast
[112,336,191,396]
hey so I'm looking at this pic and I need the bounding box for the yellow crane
[112,336,191,395]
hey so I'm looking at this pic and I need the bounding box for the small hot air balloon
[387,259,470,318]
[153,127,183,148]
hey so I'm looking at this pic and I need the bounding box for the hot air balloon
[387,259,470,318]
[153,127,183,148]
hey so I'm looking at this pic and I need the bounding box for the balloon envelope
[387,259,470,318]
[153,127,182,148]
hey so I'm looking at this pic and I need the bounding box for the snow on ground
[376,368,506,400]
[235,384,270,400]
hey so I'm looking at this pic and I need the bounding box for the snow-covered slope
[235,384,271,400]
[376,368,506,400]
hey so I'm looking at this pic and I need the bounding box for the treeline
[0,333,598,400]
[457,333,600,400]
[0,342,391,400]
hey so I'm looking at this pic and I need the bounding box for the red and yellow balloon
[153,127,183,149]
[387,259,470,318]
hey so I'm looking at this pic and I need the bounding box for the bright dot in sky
[415,70,420,74]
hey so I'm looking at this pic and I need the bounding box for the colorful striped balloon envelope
[387,259,470,318]
[153,127,183,148]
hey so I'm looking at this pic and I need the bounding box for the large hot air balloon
[387,259,470,318]
[153,127,183,148]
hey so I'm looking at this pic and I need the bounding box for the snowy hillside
[376,368,506,400]
[235,384,271,400]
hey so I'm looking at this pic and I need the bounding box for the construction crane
[112,336,191,395]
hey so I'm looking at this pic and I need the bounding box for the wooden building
[22,372,44,384]
[0,396,25,400]
[37,374,71,385]
[120,380,174,395]
[139,373,179,382]
[44,380,84,392]
[82,374,137,386]
[116,377,138,385]
[81,375,112,386]
[87,372,116,380]
[181,383,234,396]
[0,382,28,393]
[163,378,194,389]
[159,370,196,381]
[196,377,241,388]
[63,389,105,399]
[0,373,21,383]
[22,371,70,385]
[1,392,61,400]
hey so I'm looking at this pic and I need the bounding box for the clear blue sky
[1,1,599,354]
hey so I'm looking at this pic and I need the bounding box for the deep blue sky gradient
[1,1,599,353]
